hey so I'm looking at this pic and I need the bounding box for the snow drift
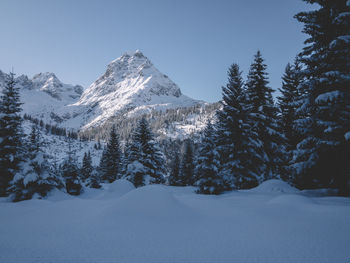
[249,179,300,194]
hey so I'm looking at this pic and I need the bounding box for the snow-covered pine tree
[277,59,304,182]
[86,169,102,189]
[85,151,101,189]
[125,117,166,187]
[81,151,93,183]
[245,51,283,180]
[10,125,60,201]
[0,72,24,197]
[124,139,144,187]
[61,138,82,195]
[216,63,264,189]
[168,154,181,186]
[50,152,61,183]
[179,139,195,186]
[98,146,108,178]
[99,126,122,183]
[293,0,350,195]
[195,121,223,194]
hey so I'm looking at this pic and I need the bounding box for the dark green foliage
[0,73,24,197]
[216,63,263,189]
[81,151,93,182]
[62,139,82,195]
[277,60,304,182]
[82,151,101,188]
[245,51,283,180]
[99,126,122,183]
[179,139,195,186]
[87,170,101,189]
[278,60,303,152]
[125,117,166,187]
[168,154,181,186]
[10,125,61,201]
[293,0,350,195]
[195,122,223,194]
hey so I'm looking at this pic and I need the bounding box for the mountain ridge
[0,50,212,138]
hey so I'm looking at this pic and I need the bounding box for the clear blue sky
[0,0,312,102]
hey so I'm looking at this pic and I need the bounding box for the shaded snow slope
[1,183,350,263]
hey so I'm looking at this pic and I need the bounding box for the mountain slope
[1,50,209,138]
[0,71,83,124]
[74,50,201,129]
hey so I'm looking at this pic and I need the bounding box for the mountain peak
[87,50,180,98]
[106,49,152,78]
[122,49,145,58]
[76,51,200,128]
[32,72,60,84]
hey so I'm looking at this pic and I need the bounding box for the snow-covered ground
[22,120,104,167]
[1,180,350,263]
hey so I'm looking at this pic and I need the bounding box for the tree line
[0,0,349,200]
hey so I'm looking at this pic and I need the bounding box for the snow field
[1,180,350,263]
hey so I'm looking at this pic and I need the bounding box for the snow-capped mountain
[0,70,83,124]
[1,50,208,137]
[74,50,201,129]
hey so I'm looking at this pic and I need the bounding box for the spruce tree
[86,169,101,189]
[277,60,303,182]
[62,138,82,195]
[195,122,223,194]
[168,154,181,186]
[179,139,195,186]
[98,146,108,178]
[99,126,122,183]
[216,63,264,189]
[85,151,101,189]
[293,0,350,194]
[81,151,93,183]
[124,138,144,187]
[10,125,60,201]
[125,117,165,187]
[0,72,24,196]
[278,60,303,152]
[245,51,283,180]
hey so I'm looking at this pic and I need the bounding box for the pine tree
[10,125,60,201]
[293,0,350,195]
[195,122,223,194]
[86,169,101,189]
[0,72,24,196]
[216,63,264,189]
[179,139,195,186]
[124,138,144,187]
[99,126,122,183]
[245,51,283,180]
[85,151,101,189]
[168,154,181,186]
[81,151,93,183]
[278,60,303,152]
[125,117,166,187]
[98,146,108,178]
[62,138,82,195]
[277,60,303,182]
